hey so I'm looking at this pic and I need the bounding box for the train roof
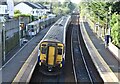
[42,15,71,43]
[27,17,54,26]
[27,20,41,26]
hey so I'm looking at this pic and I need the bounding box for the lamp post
[2,16,6,62]
[108,6,112,37]
[97,13,100,37]
[19,16,22,47]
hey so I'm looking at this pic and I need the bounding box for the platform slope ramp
[80,21,119,84]
[12,45,38,83]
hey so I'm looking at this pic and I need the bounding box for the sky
[70,0,81,4]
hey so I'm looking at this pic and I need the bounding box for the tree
[111,21,120,47]
[112,1,120,14]
[14,10,21,14]
[68,2,75,12]
[79,1,120,48]
[52,0,75,14]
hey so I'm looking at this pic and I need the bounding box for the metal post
[0,19,2,84]
[108,6,112,41]
[2,16,6,62]
[19,17,21,47]
[106,11,108,34]
[97,15,100,37]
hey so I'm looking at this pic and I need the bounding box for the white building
[36,3,50,15]
[0,0,14,18]
[14,2,47,17]
[0,2,8,15]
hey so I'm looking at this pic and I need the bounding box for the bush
[111,21,120,48]
[14,14,31,19]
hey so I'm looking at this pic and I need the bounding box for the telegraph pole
[2,16,6,62]
[19,16,22,47]
[108,6,112,37]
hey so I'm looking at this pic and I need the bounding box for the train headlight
[41,60,46,63]
[60,63,62,67]
[39,62,41,66]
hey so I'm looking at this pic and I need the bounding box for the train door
[47,46,56,66]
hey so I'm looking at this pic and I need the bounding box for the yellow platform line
[12,45,38,83]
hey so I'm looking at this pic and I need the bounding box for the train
[37,15,71,75]
[26,16,60,37]
[26,20,40,36]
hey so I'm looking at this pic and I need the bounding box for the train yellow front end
[38,41,65,75]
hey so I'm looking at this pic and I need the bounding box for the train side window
[58,48,62,55]
[41,47,46,54]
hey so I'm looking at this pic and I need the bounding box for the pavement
[82,21,120,81]
[1,26,51,83]
[2,36,33,65]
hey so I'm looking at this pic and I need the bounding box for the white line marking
[0,37,35,71]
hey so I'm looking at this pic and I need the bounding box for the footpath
[80,18,120,83]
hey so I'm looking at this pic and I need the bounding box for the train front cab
[38,41,65,75]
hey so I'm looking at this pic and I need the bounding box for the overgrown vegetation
[14,10,31,18]
[40,0,76,15]
[79,1,120,48]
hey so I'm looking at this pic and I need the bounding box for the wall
[108,42,120,61]
[5,18,19,54]
[5,17,30,54]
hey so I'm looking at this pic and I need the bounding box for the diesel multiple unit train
[37,15,71,75]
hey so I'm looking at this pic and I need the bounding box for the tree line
[79,1,120,48]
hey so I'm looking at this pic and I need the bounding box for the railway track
[29,64,64,83]
[30,14,103,83]
[30,16,76,83]
[71,15,103,83]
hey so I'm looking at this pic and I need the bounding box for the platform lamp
[108,6,112,42]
